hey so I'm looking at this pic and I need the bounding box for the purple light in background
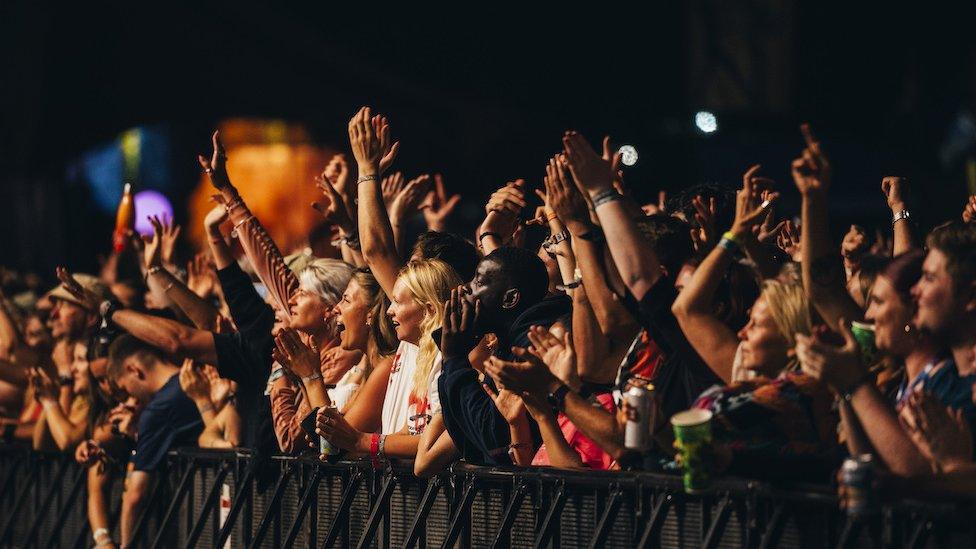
[133,190,173,235]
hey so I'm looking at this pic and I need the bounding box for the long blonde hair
[397,259,461,400]
[760,280,812,349]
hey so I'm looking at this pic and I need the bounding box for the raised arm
[350,107,403,298]
[562,132,660,301]
[313,169,365,268]
[672,166,777,383]
[881,176,917,256]
[793,124,863,327]
[387,173,432,257]
[198,130,299,313]
[112,309,217,364]
[143,217,220,330]
[478,180,526,255]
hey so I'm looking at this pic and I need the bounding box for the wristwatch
[546,384,572,412]
[892,209,910,224]
[99,299,122,325]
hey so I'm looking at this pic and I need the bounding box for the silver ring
[205,168,213,175]
[760,199,771,209]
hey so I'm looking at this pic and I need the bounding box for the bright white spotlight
[695,111,718,134]
[617,145,638,167]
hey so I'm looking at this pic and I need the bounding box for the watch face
[617,144,639,167]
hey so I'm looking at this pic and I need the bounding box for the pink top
[531,392,616,470]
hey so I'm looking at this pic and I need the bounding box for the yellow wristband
[721,231,739,244]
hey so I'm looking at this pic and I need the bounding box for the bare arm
[414,413,459,477]
[881,177,917,256]
[198,405,239,449]
[524,400,585,469]
[561,392,625,460]
[0,293,22,357]
[793,125,863,327]
[111,309,218,364]
[120,470,151,547]
[38,396,88,451]
[341,356,392,433]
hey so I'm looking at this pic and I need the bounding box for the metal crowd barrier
[1,444,974,548]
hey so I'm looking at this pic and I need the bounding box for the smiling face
[736,296,791,376]
[912,249,962,337]
[70,342,91,394]
[387,278,426,345]
[865,276,913,356]
[335,279,371,351]
[288,287,332,333]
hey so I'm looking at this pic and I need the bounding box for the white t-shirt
[327,365,362,412]
[381,341,442,435]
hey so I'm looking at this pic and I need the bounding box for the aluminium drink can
[841,454,878,516]
[624,383,655,452]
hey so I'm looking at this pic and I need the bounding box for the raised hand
[777,220,802,261]
[178,358,211,403]
[561,131,613,194]
[201,365,232,408]
[323,153,353,198]
[422,174,461,231]
[186,252,217,299]
[963,195,976,224]
[55,266,102,311]
[881,176,909,211]
[755,190,787,244]
[203,195,230,238]
[348,107,399,176]
[381,172,406,209]
[197,130,231,189]
[312,173,355,233]
[690,195,718,251]
[29,367,58,401]
[730,165,779,239]
[795,318,867,395]
[272,328,320,379]
[790,123,831,195]
[485,179,527,215]
[526,325,580,389]
[157,214,181,270]
[900,391,974,472]
[544,155,590,232]
[642,190,668,216]
[388,174,432,224]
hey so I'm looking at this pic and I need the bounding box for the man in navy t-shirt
[107,335,202,548]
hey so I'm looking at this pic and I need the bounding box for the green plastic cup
[850,321,877,365]
[670,409,714,494]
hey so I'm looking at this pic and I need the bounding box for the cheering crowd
[1,108,975,548]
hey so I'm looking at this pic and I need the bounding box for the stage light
[617,145,639,167]
[695,111,718,134]
[133,190,174,235]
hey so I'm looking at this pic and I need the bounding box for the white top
[380,341,442,435]
[327,365,362,412]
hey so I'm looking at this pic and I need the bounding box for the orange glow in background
[187,119,338,256]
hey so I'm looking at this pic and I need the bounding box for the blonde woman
[317,259,460,459]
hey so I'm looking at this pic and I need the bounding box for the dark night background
[2,1,976,280]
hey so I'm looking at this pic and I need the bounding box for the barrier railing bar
[214,460,256,548]
[283,466,324,548]
[42,464,87,549]
[636,493,672,549]
[321,467,365,549]
[0,458,37,544]
[440,476,476,549]
[490,480,528,549]
[357,471,399,548]
[246,460,297,549]
[757,505,788,549]
[0,455,20,506]
[702,493,734,549]
[183,462,231,549]
[586,485,622,549]
[23,457,72,547]
[401,476,442,549]
[532,482,566,549]
[147,459,197,549]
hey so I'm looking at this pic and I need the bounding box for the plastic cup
[850,321,877,365]
[670,409,713,494]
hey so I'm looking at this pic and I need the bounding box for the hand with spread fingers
[388,174,433,225]
[197,130,231,189]
[422,174,461,231]
[381,172,406,211]
[900,391,974,473]
[186,252,217,299]
[526,325,580,390]
[312,172,356,234]
[777,220,802,260]
[483,348,560,399]
[55,266,102,312]
[730,164,779,240]
[178,358,211,403]
[480,380,527,425]
[348,107,399,176]
[272,328,320,380]
[690,195,718,251]
[790,123,831,195]
[795,318,867,395]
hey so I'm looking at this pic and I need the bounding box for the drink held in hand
[670,408,714,494]
[624,383,655,452]
[850,321,877,366]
